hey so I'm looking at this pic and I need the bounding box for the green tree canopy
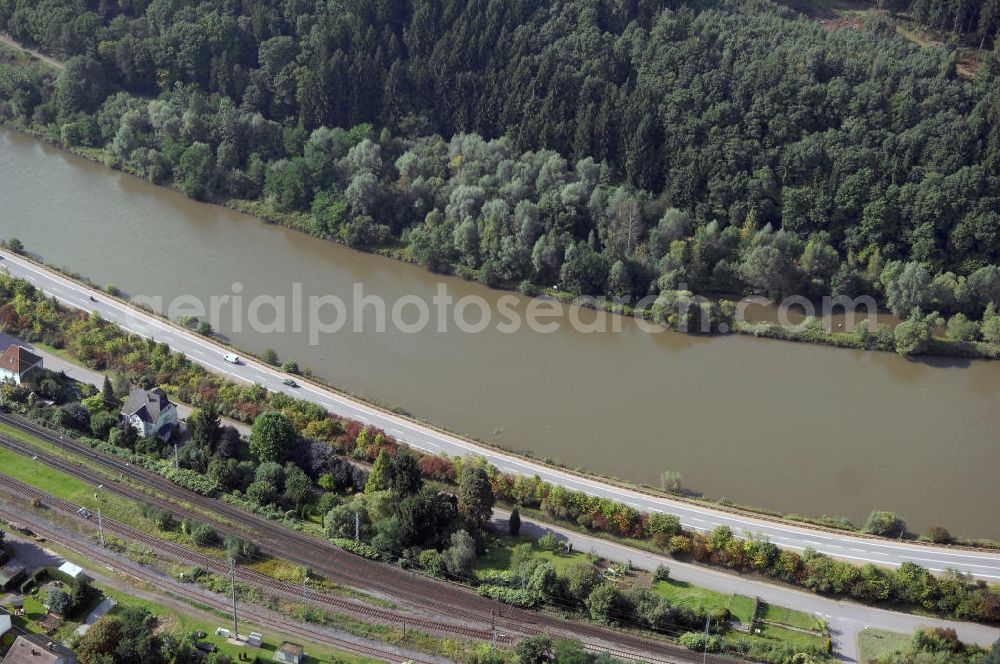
[249,411,296,464]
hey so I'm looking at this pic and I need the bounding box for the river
[2,128,998,538]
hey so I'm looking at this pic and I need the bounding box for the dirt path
[0,34,64,70]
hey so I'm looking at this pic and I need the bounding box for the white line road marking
[5,250,1000,579]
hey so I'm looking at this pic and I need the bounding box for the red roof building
[0,344,43,385]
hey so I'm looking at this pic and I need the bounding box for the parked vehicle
[77,508,92,519]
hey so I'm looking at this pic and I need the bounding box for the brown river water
[1,128,998,538]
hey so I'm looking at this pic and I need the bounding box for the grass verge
[856,628,911,664]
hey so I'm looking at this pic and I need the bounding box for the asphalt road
[0,331,251,436]
[4,249,1000,582]
[494,511,1000,661]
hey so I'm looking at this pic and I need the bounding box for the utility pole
[702,614,712,664]
[229,558,239,639]
[491,609,497,656]
[173,443,179,470]
[31,455,38,475]
[354,510,360,545]
[95,485,105,548]
[301,569,309,624]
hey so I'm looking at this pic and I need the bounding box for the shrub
[668,535,693,554]
[509,507,521,537]
[89,411,118,440]
[565,563,601,605]
[679,632,721,652]
[660,470,683,493]
[224,536,259,563]
[863,511,906,538]
[139,503,175,531]
[513,635,552,663]
[921,526,952,544]
[333,538,381,560]
[585,584,622,624]
[47,589,74,616]
[476,569,515,585]
[537,532,559,551]
[477,585,539,608]
[442,530,476,578]
[418,549,446,577]
[653,564,670,582]
[167,468,221,497]
[189,522,218,547]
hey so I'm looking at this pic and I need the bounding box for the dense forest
[881,0,1000,40]
[2,0,1000,336]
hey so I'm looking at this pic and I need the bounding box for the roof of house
[57,562,84,579]
[2,634,76,664]
[0,563,25,585]
[0,345,42,376]
[121,387,172,423]
[277,642,304,657]
[0,612,11,636]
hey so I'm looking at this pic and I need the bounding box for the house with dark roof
[0,562,26,591]
[0,345,42,386]
[120,387,177,440]
[1,634,76,664]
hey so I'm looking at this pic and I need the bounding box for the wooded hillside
[2,0,1000,331]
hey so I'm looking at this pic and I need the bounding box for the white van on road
[223,353,241,364]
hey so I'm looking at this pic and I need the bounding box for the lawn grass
[94,583,384,664]
[247,557,308,584]
[728,594,756,624]
[0,443,129,515]
[759,624,825,650]
[0,443,233,558]
[475,533,589,576]
[7,593,49,635]
[762,603,818,631]
[856,628,911,664]
[651,579,731,614]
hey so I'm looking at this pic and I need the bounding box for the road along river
[1,127,999,538]
[4,249,1000,581]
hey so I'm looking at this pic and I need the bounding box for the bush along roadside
[1,271,999,632]
[6,251,1000,553]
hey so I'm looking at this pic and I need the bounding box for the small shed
[0,563,25,591]
[56,563,85,582]
[7,597,25,616]
[274,642,304,664]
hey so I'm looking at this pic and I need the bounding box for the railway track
[0,413,742,664]
[0,503,441,664]
[0,471,499,643]
[0,414,507,626]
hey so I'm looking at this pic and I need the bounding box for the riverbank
[3,124,1000,539]
[4,249,1000,557]
[1,115,996,362]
